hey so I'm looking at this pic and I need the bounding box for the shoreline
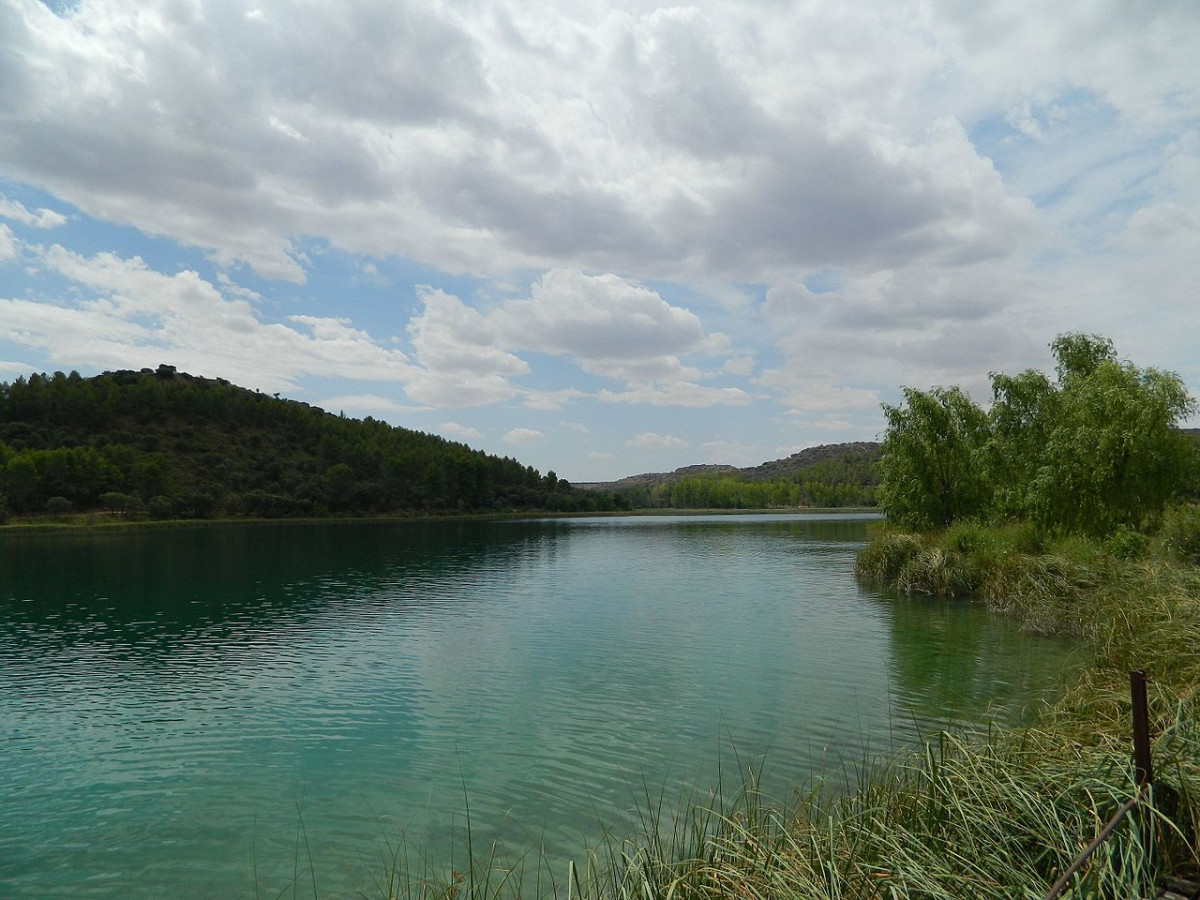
[0,506,880,535]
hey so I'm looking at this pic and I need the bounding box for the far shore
[0,506,881,535]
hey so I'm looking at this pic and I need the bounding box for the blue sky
[1,0,1197,482]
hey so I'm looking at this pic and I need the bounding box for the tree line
[0,366,624,521]
[877,334,1198,536]
[613,452,878,510]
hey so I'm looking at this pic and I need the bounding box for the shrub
[1160,502,1200,565]
[98,491,141,514]
[855,532,926,582]
[147,495,173,519]
[44,496,72,516]
[943,519,993,554]
[1103,527,1151,560]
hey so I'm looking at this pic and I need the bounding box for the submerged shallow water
[0,514,1073,897]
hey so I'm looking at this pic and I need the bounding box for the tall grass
[362,717,1197,900]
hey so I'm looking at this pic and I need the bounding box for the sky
[0,0,1197,482]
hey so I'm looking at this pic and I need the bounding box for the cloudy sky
[1,0,1197,481]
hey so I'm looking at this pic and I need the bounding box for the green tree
[876,386,991,530]
[1029,335,1195,535]
[45,496,73,516]
[323,462,357,511]
[985,368,1058,519]
[2,455,39,511]
[877,333,1197,536]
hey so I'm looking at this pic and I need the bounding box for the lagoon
[0,514,1072,897]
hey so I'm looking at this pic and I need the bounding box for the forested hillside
[591,442,882,509]
[0,366,617,521]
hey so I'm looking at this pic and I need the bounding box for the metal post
[1130,670,1154,788]
[1044,673,1158,900]
[1130,669,1157,885]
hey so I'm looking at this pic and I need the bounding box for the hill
[581,442,883,509]
[0,366,617,521]
[581,441,882,491]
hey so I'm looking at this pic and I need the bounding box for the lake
[0,514,1074,898]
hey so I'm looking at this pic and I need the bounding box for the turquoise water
[0,514,1073,897]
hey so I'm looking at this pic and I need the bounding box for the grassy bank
[368,515,1200,900]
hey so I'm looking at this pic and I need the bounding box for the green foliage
[1160,502,1200,564]
[98,491,142,515]
[1027,336,1196,535]
[876,386,991,530]
[44,496,72,516]
[877,334,1197,536]
[613,447,880,511]
[854,531,930,583]
[0,367,622,522]
[1103,526,1150,560]
[985,368,1058,519]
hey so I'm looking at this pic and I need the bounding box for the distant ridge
[584,427,1200,494]
[578,442,882,492]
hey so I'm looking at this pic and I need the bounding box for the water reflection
[0,521,551,662]
[871,590,1076,734]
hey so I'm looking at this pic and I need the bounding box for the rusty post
[1043,673,1158,900]
[1130,669,1157,880]
[1130,670,1154,788]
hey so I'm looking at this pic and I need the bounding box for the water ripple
[0,516,1072,898]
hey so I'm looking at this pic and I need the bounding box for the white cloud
[215,272,262,302]
[404,287,528,407]
[0,0,1050,283]
[598,382,751,408]
[699,439,759,466]
[406,371,518,408]
[503,427,545,444]
[560,421,590,435]
[409,288,525,377]
[0,245,414,392]
[722,356,755,377]
[625,432,687,451]
[0,224,17,262]
[521,388,587,411]
[493,269,706,369]
[317,394,424,416]
[404,273,735,409]
[0,196,66,229]
[0,360,38,377]
[440,421,484,441]
[764,381,881,414]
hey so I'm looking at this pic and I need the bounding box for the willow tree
[878,334,1196,535]
[1024,334,1196,535]
[876,386,991,530]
